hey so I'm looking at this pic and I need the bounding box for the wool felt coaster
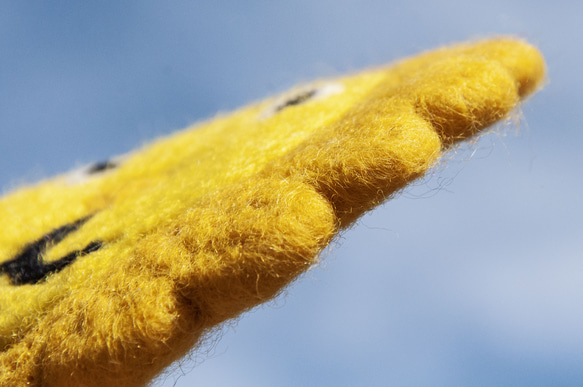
[0,38,545,386]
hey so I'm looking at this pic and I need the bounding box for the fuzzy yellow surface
[0,38,544,386]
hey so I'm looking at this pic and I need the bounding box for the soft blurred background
[1,1,581,386]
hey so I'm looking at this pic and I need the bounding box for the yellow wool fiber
[0,38,545,386]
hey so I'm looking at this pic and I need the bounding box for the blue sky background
[1,1,582,386]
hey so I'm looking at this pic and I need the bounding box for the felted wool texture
[0,37,545,386]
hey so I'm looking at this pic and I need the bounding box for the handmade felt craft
[0,38,545,386]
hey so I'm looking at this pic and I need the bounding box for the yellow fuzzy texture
[0,38,544,386]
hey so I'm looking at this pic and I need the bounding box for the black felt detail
[87,160,118,175]
[0,215,103,285]
[275,89,317,112]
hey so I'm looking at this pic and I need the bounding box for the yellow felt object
[0,37,544,386]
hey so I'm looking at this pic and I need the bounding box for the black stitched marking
[87,160,118,175]
[0,215,103,285]
[274,89,317,112]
